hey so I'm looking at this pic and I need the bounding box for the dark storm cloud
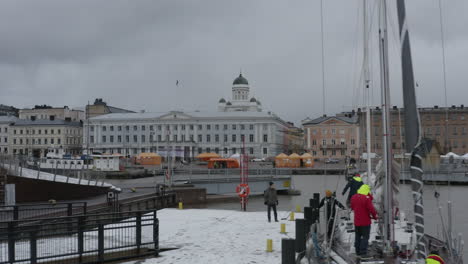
[0,0,466,125]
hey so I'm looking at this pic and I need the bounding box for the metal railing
[0,210,159,264]
[0,202,88,221]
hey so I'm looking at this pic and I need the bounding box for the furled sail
[396,0,426,259]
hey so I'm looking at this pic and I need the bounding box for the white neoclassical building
[84,111,289,159]
[218,73,262,112]
[84,74,290,158]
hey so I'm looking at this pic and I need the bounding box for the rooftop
[0,116,18,124]
[302,114,358,125]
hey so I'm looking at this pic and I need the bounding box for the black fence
[0,202,88,222]
[0,210,159,264]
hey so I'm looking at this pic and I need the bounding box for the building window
[331,139,336,145]
[312,129,317,135]
[322,139,326,145]
[312,151,317,156]
[249,148,254,154]
[181,125,185,130]
[215,135,219,142]
[232,148,236,154]
[118,135,122,143]
[133,135,138,142]
[126,126,130,131]
[340,149,345,155]
[158,135,162,141]
[102,136,106,143]
[232,124,236,130]
[339,129,344,135]
[263,134,268,142]
[198,148,202,154]
[126,135,130,142]
[133,126,138,131]
[173,135,177,141]
[141,135,146,143]
[232,135,236,142]
[462,127,467,135]
[453,127,458,135]
[322,149,327,156]
[215,124,219,130]
[189,135,194,142]
[351,150,356,155]
[224,135,228,142]
[141,125,146,131]
[188,125,193,130]
[331,150,336,156]
[198,125,202,130]
[331,129,336,135]
[241,134,245,142]
[240,124,245,130]
[249,124,254,130]
[206,135,211,142]
[102,126,107,132]
[198,135,202,142]
[322,129,327,135]
[206,147,211,153]
[173,125,177,131]
[350,139,355,145]
[436,127,441,135]
[206,124,211,130]
[109,126,113,132]
[263,148,267,155]
[249,134,254,142]
[312,139,317,145]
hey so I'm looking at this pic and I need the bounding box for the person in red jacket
[350,184,377,257]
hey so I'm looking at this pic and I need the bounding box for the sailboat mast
[363,0,372,177]
[378,0,394,252]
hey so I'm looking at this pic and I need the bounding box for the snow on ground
[128,208,303,264]
[0,163,117,189]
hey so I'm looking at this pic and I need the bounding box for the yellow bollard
[178,202,183,210]
[289,212,295,221]
[280,223,286,234]
[296,205,301,213]
[266,239,273,252]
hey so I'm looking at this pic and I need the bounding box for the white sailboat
[304,1,464,263]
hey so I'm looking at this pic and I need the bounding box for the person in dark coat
[342,173,363,207]
[319,190,345,239]
[264,182,278,222]
[350,184,377,257]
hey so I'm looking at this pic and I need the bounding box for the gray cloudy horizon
[0,0,467,126]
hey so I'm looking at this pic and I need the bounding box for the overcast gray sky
[0,0,467,125]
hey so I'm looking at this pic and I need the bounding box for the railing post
[13,206,18,220]
[8,222,15,263]
[136,211,142,254]
[83,202,87,215]
[30,228,37,264]
[78,216,84,262]
[153,211,159,256]
[98,223,104,262]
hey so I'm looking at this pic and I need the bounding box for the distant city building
[217,74,262,112]
[0,104,18,117]
[0,116,17,154]
[84,111,289,158]
[9,119,83,157]
[358,105,468,156]
[302,113,360,160]
[284,122,304,154]
[86,98,135,119]
[19,105,84,122]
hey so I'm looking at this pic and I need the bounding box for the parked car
[250,157,266,162]
[325,158,339,164]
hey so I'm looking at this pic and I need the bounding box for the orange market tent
[135,152,162,165]
[288,153,301,168]
[196,152,221,161]
[275,153,289,168]
[300,153,315,168]
[207,158,240,169]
